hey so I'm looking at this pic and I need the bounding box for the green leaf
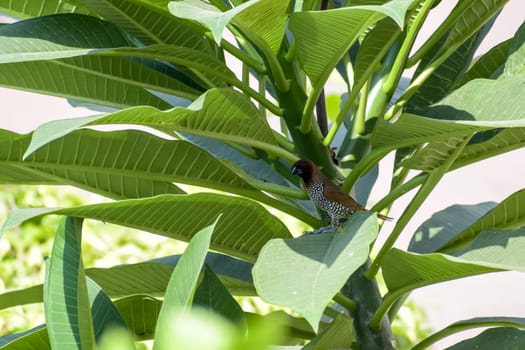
[0,253,254,312]
[253,211,378,331]
[154,219,217,350]
[454,40,510,87]
[0,57,174,110]
[289,0,413,89]
[303,314,354,350]
[0,325,50,349]
[44,216,95,350]
[168,0,259,45]
[194,266,246,327]
[414,318,525,350]
[383,226,525,298]
[446,326,525,350]
[0,0,92,19]
[0,129,187,199]
[76,0,212,51]
[408,202,495,253]
[423,73,525,124]
[504,20,525,77]
[114,295,161,341]
[440,189,525,252]
[0,14,132,63]
[25,88,279,159]
[233,0,290,54]
[0,193,291,261]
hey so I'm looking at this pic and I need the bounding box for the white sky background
[0,1,524,348]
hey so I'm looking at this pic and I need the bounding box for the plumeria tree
[0,0,524,349]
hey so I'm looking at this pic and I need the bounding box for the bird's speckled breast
[307,180,353,219]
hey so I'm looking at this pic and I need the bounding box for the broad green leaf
[451,128,525,170]
[0,193,292,261]
[437,0,509,61]
[233,0,290,54]
[0,14,133,63]
[0,57,175,110]
[168,0,259,45]
[253,211,378,331]
[114,295,162,341]
[371,114,484,150]
[400,136,471,171]
[504,20,525,77]
[440,189,525,252]
[303,314,354,350]
[88,277,128,342]
[423,74,525,124]
[0,325,50,349]
[25,88,278,158]
[75,0,212,51]
[0,0,92,18]
[154,220,217,350]
[406,21,490,111]
[414,317,525,350]
[44,217,95,350]
[0,129,186,200]
[383,227,525,300]
[408,202,495,253]
[446,326,525,350]
[289,0,413,91]
[454,40,510,87]
[0,253,255,312]
[194,266,246,327]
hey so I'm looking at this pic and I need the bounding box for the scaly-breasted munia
[291,159,391,226]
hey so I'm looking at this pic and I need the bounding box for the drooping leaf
[0,193,292,261]
[253,211,378,331]
[440,189,525,252]
[445,326,525,350]
[44,217,95,350]
[414,317,525,350]
[153,219,217,350]
[408,202,495,253]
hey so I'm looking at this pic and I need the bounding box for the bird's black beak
[291,165,302,176]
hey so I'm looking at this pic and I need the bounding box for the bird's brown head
[291,159,317,184]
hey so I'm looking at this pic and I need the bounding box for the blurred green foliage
[0,185,185,336]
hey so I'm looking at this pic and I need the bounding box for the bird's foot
[304,225,336,235]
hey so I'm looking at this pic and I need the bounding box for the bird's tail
[377,213,393,221]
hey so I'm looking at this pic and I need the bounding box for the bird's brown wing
[321,178,364,212]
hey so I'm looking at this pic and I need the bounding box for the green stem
[220,37,266,74]
[342,148,390,193]
[299,86,320,134]
[355,79,369,135]
[224,141,259,159]
[370,173,427,212]
[366,135,473,279]
[245,179,308,199]
[382,0,436,94]
[334,293,357,312]
[273,131,295,154]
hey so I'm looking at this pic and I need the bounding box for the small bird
[291,159,391,226]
